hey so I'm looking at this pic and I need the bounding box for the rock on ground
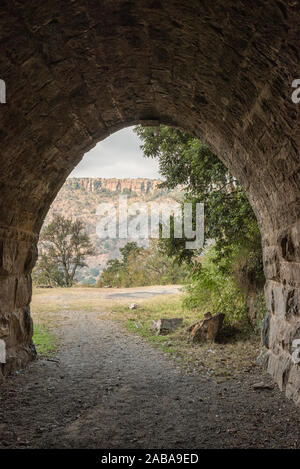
[151,318,183,335]
[190,313,225,343]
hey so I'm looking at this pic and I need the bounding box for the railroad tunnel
[0,0,300,404]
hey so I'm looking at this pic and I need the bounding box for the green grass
[33,323,58,357]
[110,295,197,351]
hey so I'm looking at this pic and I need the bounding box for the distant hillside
[43,178,182,285]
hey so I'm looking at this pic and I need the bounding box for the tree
[97,241,188,287]
[32,252,65,287]
[134,125,264,288]
[34,215,94,287]
[119,242,144,264]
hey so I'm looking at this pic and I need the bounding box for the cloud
[69,127,161,179]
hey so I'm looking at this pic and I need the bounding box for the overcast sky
[69,126,161,179]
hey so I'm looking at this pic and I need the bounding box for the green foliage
[135,125,263,277]
[135,125,265,328]
[156,204,200,265]
[32,253,65,287]
[120,242,144,264]
[135,126,226,197]
[183,247,248,324]
[33,215,94,287]
[183,247,267,329]
[97,241,188,288]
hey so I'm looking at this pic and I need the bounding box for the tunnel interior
[1,0,300,404]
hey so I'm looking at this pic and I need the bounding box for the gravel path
[0,311,300,449]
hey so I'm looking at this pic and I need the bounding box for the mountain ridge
[65,177,163,195]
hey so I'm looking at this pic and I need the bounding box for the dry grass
[31,285,182,314]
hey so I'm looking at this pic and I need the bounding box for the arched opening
[1,1,300,411]
[35,126,164,288]
[31,122,265,366]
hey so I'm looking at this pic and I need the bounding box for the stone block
[15,274,32,308]
[263,245,280,280]
[264,280,285,318]
[280,261,300,286]
[266,349,292,391]
[151,318,183,335]
[286,363,300,404]
[0,276,18,315]
[190,313,225,343]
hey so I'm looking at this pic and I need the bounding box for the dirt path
[1,310,300,449]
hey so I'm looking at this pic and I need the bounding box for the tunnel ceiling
[0,0,299,241]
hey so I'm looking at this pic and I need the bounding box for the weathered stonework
[0,1,300,403]
[0,234,37,380]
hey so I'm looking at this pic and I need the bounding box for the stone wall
[0,0,300,403]
[0,230,37,381]
[258,223,300,405]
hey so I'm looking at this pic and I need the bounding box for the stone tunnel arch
[1,1,300,404]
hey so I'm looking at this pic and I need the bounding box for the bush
[97,241,189,288]
[183,247,248,325]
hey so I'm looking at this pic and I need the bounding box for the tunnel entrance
[1,1,300,406]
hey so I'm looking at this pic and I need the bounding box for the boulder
[129,303,138,310]
[189,312,225,343]
[151,318,183,335]
[187,312,212,333]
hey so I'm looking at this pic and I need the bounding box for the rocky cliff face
[66,178,162,195]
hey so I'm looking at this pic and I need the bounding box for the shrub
[183,247,248,325]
